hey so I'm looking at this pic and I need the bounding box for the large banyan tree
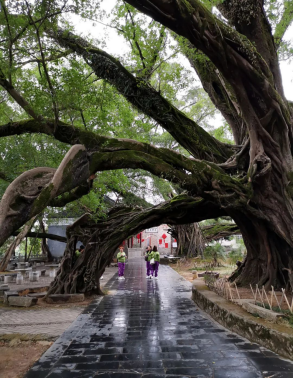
[0,0,292,293]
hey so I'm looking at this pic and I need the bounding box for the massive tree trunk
[229,213,292,290]
[170,223,205,258]
[170,222,239,258]
[47,196,225,295]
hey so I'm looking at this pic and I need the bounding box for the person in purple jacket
[117,246,127,280]
[145,245,152,278]
[151,246,160,280]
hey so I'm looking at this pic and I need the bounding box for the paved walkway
[0,307,83,338]
[0,267,117,339]
[25,258,292,378]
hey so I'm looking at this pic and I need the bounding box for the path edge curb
[192,280,293,360]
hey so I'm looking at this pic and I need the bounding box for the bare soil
[0,340,52,378]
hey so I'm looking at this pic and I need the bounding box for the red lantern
[159,239,162,244]
[162,233,167,239]
[136,233,141,239]
[165,242,168,248]
[142,239,144,242]
[174,239,177,242]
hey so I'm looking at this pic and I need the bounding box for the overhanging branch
[12,231,67,242]
[0,141,248,249]
[0,118,230,175]
[48,27,233,163]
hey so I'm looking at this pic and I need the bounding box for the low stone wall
[192,279,293,360]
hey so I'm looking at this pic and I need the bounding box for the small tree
[204,242,226,267]
[228,247,245,266]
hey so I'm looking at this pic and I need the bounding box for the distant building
[209,234,243,253]
[47,218,76,259]
[47,195,115,259]
[135,224,176,255]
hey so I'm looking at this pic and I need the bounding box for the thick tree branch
[12,231,67,243]
[0,139,249,249]
[217,0,284,96]
[201,223,240,242]
[182,47,246,145]
[124,0,293,184]
[48,28,233,163]
[0,216,37,271]
[49,181,92,208]
[0,118,232,175]
[124,1,291,125]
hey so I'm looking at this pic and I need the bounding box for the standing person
[145,246,153,279]
[75,244,84,259]
[151,246,160,280]
[117,246,127,280]
[73,245,84,266]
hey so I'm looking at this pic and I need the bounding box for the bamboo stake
[281,289,292,313]
[261,286,264,302]
[271,286,281,311]
[262,286,271,310]
[255,285,259,303]
[256,285,265,308]
[270,286,274,308]
[234,282,241,300]
[227,282,233,301]
[279,290,284,308]
[250,284,256,304]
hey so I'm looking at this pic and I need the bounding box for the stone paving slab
[0,267,117,339]
[25,259,293,378]
[0,308,84,337]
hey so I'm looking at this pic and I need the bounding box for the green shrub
[204,242,225,265]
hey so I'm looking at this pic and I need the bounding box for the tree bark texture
[170,223,205,258]
[47,196,225,295]
[0,216,36,271]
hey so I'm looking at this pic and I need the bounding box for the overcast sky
[69,0,293,101]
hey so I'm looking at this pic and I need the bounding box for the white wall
[140,224,174,254]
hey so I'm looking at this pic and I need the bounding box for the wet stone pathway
[25,258,292,378]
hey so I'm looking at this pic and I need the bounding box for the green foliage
[18,236,41,258]
[204,242,226,263]
[265,0,293,60]
[228,248,244,265]
[209,123,234,144]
